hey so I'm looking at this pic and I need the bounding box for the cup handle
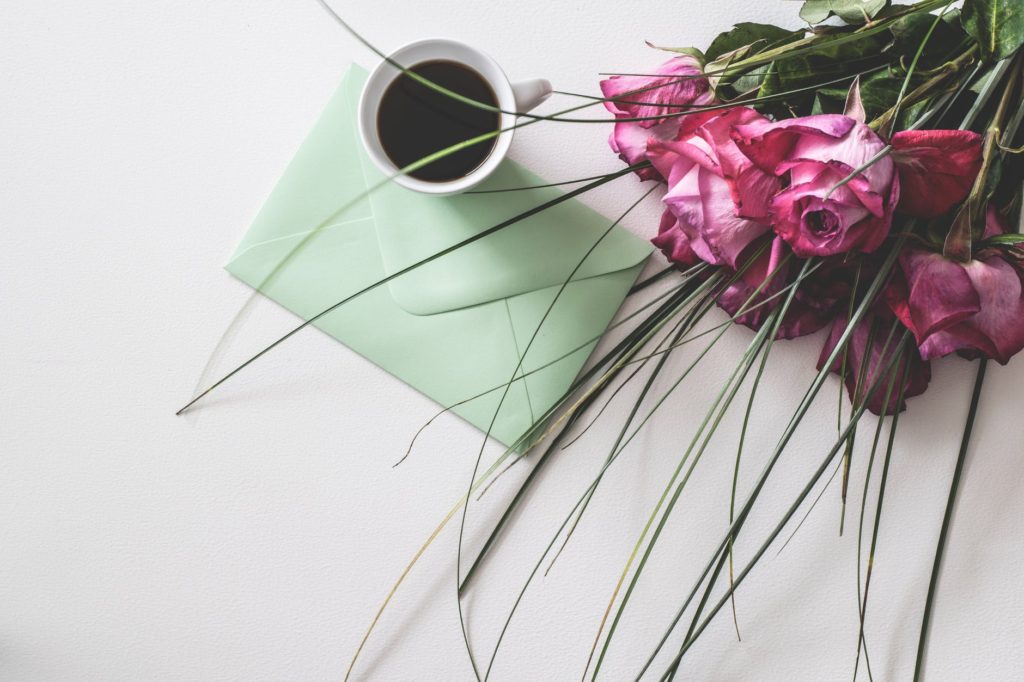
[511,79,553,113]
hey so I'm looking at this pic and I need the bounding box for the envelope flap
[231,64,372,265]
[354,111,652,316]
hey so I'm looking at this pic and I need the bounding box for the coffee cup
[358,38,552,195]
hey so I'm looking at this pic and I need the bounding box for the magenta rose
[889,207,1024,364]
[646,107,780,269]
[731,114,899,258]
[817,307,931,416]
[600,56,716,181]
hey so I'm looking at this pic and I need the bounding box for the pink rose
[600,56,716,181]
[731,114,899,258]
[889,207,1024,364]
[646,107,780,269]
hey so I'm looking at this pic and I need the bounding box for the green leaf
[757,29,891,116]
[962,0,1024,60]
[644,42,706,64]
[891,10,965,67]
[984,233,1024,245]
[801,0,890,25]
[731,63,773,94]
[705,22,794,62]
[800,0,833,23]
[820,68,926,121]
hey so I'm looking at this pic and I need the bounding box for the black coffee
[376,60,500,183]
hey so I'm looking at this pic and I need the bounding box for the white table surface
[3,1,1023,680]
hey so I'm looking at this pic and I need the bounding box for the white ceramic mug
[357,38,552,195]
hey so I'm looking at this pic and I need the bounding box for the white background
[2,1,1023,680]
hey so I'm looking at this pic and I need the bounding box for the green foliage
[757,29,891,116]
[819,68,926,122]
[800,0,890,25]
[890,9,967,67]
[962,0,1024,61]
[645,42,706,64]
[705,22,794,62]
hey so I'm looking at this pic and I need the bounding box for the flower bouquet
[183,0,1024,678]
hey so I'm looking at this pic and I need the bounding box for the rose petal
[601,56,716,179]
[918,256,1024,364]
[890,129,983,218]
[788,120,891,192]
[898,248,981,344]
[609,118,680,181]
[817,311,931,415]
[730,114,858,174]
[600,56,713,128]
[651,208,702,268]
[694,169,772,269]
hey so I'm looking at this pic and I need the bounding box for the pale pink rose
[646,107,780,269]
[600,56,716,181]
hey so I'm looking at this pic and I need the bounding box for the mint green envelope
[226,65,651,448]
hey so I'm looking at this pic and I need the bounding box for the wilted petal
[693,106,768,177]
[601,56,715,180]
[731,164,779,221]
[659,162,718,264]
[647,136,716,185]
[650,118,772,270]
[817,311,931,415]
[890,129,983,218]
[789,119,892,193]
[600,56,714,127]
[694,107,781,221]
[716,237,832,339]
[732,114,897,259]
[609,117,680,181]
[897,248,980,342]
[693,169,772,268]
[651,208,702,268]
[730,114,857,175]
[769,164,897,258]
[918,256,1024,364]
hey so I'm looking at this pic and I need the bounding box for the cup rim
[357,38,516,196]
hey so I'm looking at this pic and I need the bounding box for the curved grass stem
[912,359,987,681]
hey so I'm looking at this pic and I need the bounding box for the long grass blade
[454,187,659,680]
[177,165,639,415]
[588,259,817,680]
[659,333,911,677]
[457,279,720,595]
[393,274,701,467]
[912,359,987,681]
[479,257,807,679]
[853,353,913,682]
[633,233,910,677]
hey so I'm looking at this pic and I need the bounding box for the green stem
[912,359,988,681]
